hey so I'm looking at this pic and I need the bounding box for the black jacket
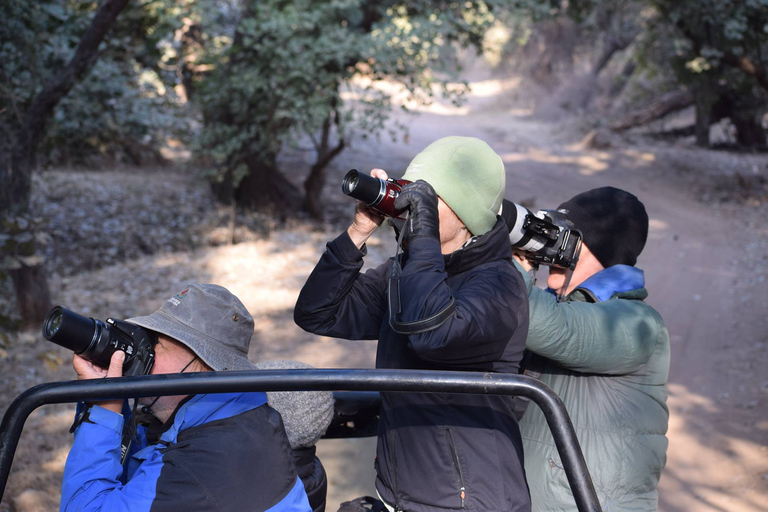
[293,445,328,512]
[295,218,530,512]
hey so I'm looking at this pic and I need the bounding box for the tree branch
[19,0,132,151]
[610,90,694,131]
[721,53,768,92]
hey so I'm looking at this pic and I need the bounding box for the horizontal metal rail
[0,369,600,511]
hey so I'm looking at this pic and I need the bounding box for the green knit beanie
[401,136,505,236]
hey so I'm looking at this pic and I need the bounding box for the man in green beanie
[295,136,532,512]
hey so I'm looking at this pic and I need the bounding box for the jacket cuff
[328,230,367,264]
[81,404,125,435]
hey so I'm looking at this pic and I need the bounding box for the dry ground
[1,78,767,512]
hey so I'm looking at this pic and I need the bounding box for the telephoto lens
[342,169,387,205]
[501,199,582,270]
[43,306,157,375]
[503,200,549,254]
[341,169,410,218]
[43,306,100,355]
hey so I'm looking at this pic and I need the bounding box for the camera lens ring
[43,306,64,340]
[342,169,387,207]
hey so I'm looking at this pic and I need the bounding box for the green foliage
[44,58,183,165]
[195,0,504,194]
[0,0,70,156]
[0,0,186,167]
[646,0,768,77]
[640,0,768,140]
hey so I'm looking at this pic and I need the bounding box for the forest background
[1,1,767,511]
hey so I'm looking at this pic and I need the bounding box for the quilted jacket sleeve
[515,261,664,375]
[294,231,389,340]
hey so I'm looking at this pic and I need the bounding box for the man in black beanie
[511,187,670,512]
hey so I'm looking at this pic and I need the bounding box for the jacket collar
[572,265,646,302]
[443,217,511,275]
[135,392,267,457]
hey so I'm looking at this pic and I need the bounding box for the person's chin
[547,268,565,289]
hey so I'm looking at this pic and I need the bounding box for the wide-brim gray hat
[128,283,257,371]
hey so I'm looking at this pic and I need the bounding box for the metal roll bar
[0,369,600,511]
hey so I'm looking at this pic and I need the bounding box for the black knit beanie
[558,187,649,268]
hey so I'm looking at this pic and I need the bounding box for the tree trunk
[179,19,203,102]
[0,0,132,326]
[608,60,636,99]
[304,163,327,222]
[212,153,304,219]
[304,113,346,221]
[591,28,639,77]
[9,265,52,329]
[730,115,767,148]
[3,149,52,327]
[695,95,713,147]
[239,156,304,218]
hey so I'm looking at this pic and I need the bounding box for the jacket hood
[443,216,511,275]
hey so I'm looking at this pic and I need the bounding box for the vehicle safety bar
[0,369,600,511]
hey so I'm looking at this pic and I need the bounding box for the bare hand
[513,251,534,272]
[73,351,125,414]
[347,169,388,249]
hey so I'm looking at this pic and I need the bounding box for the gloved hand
[393,180,440,244]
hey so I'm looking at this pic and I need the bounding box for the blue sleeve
[398,237,526,366]
[294,231,390,339]
[60,406,160,512]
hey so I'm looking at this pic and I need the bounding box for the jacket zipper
[446,428,466,509]
[390,429,401,511]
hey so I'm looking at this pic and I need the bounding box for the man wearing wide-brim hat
[60,283,311,512]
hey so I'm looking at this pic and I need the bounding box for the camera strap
[387,214,456,335]
[120,356,198,465]
[69,404,94,434]
[556,267,576,303]
[120,400,141,465]
[513,350,547,421]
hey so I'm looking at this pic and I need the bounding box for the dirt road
[333,88,768,511]
[312,86,768,510]
[1,79,766,511]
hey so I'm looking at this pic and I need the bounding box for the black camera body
[503,200,582,270]
[43,306,156,377]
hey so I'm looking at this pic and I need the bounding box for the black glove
[393,180,440,244]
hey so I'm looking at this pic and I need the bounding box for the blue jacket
[61,392,311,512]
[295,218,531,512]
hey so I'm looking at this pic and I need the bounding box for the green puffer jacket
[515,262,670,512]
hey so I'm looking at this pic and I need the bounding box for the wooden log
[610,90,694,132]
